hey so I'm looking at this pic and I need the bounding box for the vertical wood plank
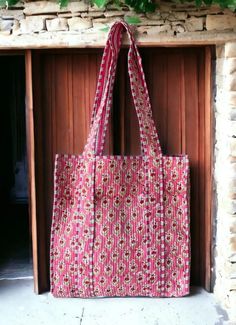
[32,47,213,292]
[198,48,206,288]
[166,52,182,154]
[204,46,213,291]
[149,51,168,154]
[25,50,38,293]
[184,49,200,285]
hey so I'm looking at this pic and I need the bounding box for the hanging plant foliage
[0,0,235,14]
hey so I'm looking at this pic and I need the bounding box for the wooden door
[31,47,213,293]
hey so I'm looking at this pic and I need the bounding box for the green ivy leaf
[195,0,203,5]
[124,15,141,24]
[91,0,108,8]
[145,2,156,12]
[8,0,18,4]
[203,0,213,5]
[58,0,69,8]
[0,0,19,6]
[113,0,122,9]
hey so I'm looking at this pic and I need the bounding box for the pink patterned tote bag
[50,21,190,298]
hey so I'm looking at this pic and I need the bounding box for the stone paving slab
[0,280,229,325]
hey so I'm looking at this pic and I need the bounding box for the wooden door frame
[25,50,39,293]
[22,47,214,293]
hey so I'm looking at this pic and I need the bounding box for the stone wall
[214,42,236,322]
[0,0,236,322]
[0,1,236,47]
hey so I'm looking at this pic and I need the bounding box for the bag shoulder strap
[84,21,162,157]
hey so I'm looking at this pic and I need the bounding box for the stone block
[0,9,24,20]
[228,76,236,91]
[227,58,236,76]
[161,11,187,21]
[230,121,236,137]
[187,9,211,17]
[137,18,165,26]
[104,10,125,18]
[185,17,204,32]
[225,199,236,214]
[24,0,88,15]
[216,45,225,59]
[216,74,224,89]
[230,278,236,290]
[92,17,121,28]
[24,1,60,15]
[230,108,236,121]
[81,12,104,18]
[88,4,105,12]
[58,13,80,18]
[230,138,236,157]
[216,58,224,76]
[0,19,13,31]
[12,19,20,35]
[46,18,68,32]
[0,30,10,35]
[68,17,92,31]
[230,235,236,251]
[225,42,236,58]
[206,15,236,31]
[67,1,88,12]
[137,24,172,35]
[172,24,186,34]
[146,12,161,20]
[230,219,236,234]
[228,91,236,106]
[20,16,46,33]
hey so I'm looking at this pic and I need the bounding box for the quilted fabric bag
[50,21,190,298]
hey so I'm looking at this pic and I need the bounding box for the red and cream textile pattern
[50,21,190,298]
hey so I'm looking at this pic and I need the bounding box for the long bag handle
[89,22,127,154]
[80,22,165,296]
[84,21,162,157]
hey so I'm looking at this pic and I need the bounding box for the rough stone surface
[92,16,121,28]
[185,17,204,32]
[136,17,165,26]
[230,139,236,156]
[67,1,89,13]
[145,12,161,20]
[57,13,80,18]
[68,17,92,31]
[104,10,125,18]
[225,43,236,58]
[214,43,236,323]
[224,58,236,76]
[137,24,172,35]
[230,109,236,121]
[81,12,104,18]
[20,16,46,33]
[172,24,186,34]
[0,280,229,325]
[206,15,236,31]
[0,19,13,31]
[46,17,68,32]
[0,1,235,46]
[0,30,11,36]
[0,9,24,20]
[228,92,236,106]
[161,11,188,21]
[23,1,60,15]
